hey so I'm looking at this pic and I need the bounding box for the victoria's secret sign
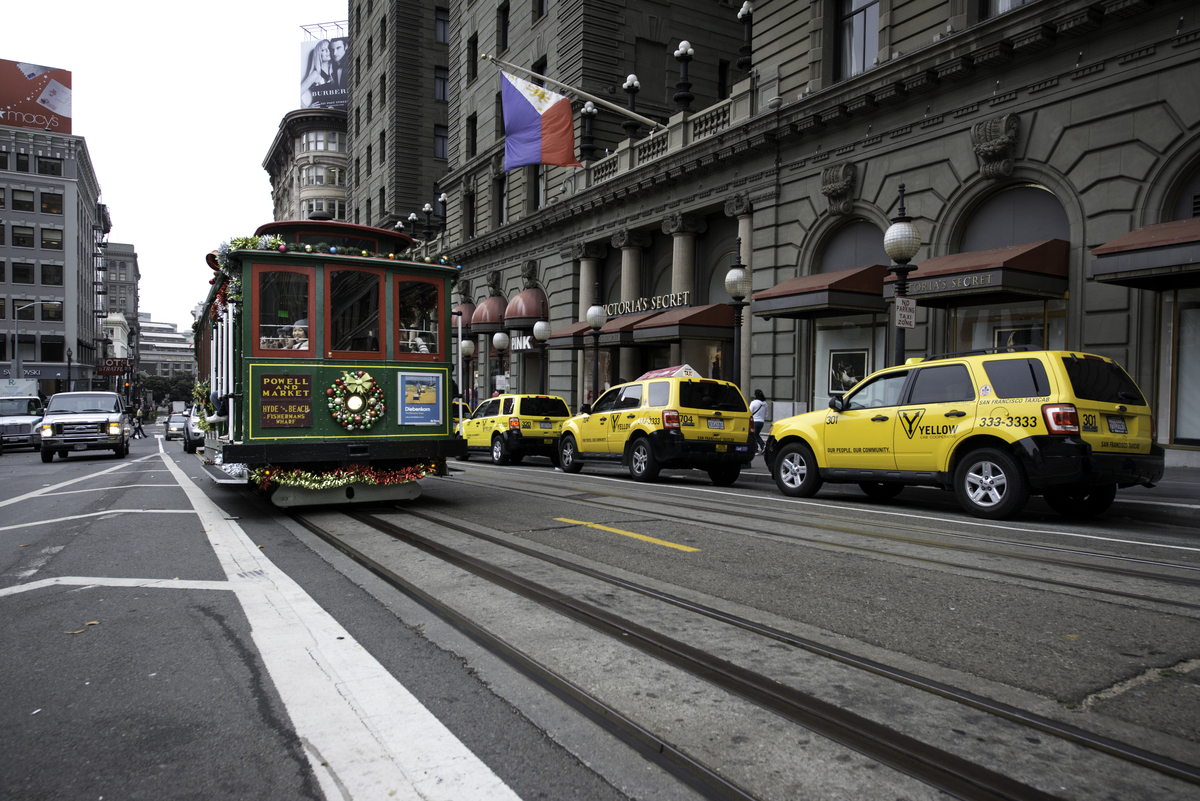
[259,374,312,428]
[603,291,691,316]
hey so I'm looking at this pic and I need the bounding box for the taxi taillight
[662,410,680,430]
[508,416,521,430]
[1042,403,1079,434]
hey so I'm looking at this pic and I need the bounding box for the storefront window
[814,313,887,410]
[258,271,310,351]
[396,280,440,355]
[1170,288,1200,446]
[949,299,1066,353]
[329,270,381,353]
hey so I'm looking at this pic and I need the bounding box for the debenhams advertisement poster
[300,37,349,110]
[0,59,72,134]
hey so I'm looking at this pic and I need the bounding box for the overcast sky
[11,1,347,334]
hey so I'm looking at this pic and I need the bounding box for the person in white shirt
[749,389,768,455]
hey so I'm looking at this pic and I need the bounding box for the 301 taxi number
[978,415,1037,428]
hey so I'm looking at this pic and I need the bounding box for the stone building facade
[264,108,350,222]
[429,0,1200,467]
[346,0,450,236]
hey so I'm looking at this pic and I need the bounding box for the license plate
[707,419,725,430]
[73,443,86,450]
[1107,416,1127,434]
[539,421,552,429]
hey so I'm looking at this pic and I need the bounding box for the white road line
[0,509,195,533]
[496,465,1200,553]
[156,453,520,800]
[0,576,236,597]
[1111,497,1200,510]
[0,454,157,511]
[41,485,179,496]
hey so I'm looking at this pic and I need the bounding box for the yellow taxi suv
[558,367,754,485]
[457,394,573,465]
[762,350,1164,520]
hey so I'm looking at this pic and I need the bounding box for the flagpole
[482,53,666,133]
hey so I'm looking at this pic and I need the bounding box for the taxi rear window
[520,397,570,417]
[678,381,747,412]
[982,359,1051,399]
[1061,356,1146,405]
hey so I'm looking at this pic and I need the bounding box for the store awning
[503,287,548,329]
[546,320,594,349]
[632,304,736,343]
[752,264,889,319]
[470,295,507,334]
[451,302,476,336]
[597,310,667,345]
[882,239,1069,307]
[1090,218,1200,291]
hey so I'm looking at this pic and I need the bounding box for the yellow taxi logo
[899,409,925,439]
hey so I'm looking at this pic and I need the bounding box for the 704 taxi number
[977,415,1038,429]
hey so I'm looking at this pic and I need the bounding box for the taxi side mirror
[828,396,844,412]
[580,404,592,415]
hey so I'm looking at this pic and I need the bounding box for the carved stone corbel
[521,260,539,288]
[819,163,857,215]
[458,279,471,302]
[486,270,504,296]
[971,114,1020,179]
[490,153,505,178]
[724,193,753,218]
[611,229,652,249]
[662,213,707,236]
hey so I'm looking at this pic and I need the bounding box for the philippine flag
[501,71,582,171]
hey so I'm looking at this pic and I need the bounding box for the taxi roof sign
[636,364,700,380]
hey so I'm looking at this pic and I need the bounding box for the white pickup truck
[39,392,133,461]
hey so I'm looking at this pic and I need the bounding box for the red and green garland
[249,462,437,491]
[327,371,386,430]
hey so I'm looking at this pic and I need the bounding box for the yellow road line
[554,518,700,552]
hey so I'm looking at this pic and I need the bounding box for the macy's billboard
[0,58,72,134]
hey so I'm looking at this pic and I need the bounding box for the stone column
[611,229,652,382]
[572,242,606,408]
[663,213,706,368]
[725,193,754,392]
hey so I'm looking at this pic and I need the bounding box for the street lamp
[533,300,552,394]
[66,347,73,391]
[580,101,598,162]
[460,337,476,408]
[407,212,419,246]
[422,203,434,241]
[586,282,606,407]
[622,74,641,141]
[673,40,695,113]
[883,183,921,367]
[492,331,510,395]
[724,237,752,390]
[437,193,448,237]
[737,2,755,77]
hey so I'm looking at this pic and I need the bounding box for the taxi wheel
[1042,483,1117,519]
[707,465,740,487]
[491,436,511,465]
[858,481,905,500]
[559,435,583,473]
[774,441,823,498]
[954,448,1029,519]
[41,449,54,463]
[628,438,661,482]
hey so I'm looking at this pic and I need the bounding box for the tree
[169,373,196,403]
[142,375,172,404]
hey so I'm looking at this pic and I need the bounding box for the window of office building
[366,198,372,224]
[41,192,63,214]
[464,192,476,238]
[16,301,35,320]
[41,301,63,321]
[494,175,507,227]
[37,157,62,176]
[379,131,386,163]
[367,144,373,174]
[498,3,510,51]
[435,66,448,101]
[533,0,547,22]
[468,35,478,80]
[12,262,34,283]
[42,338,63,362]
[41,229,63,250]
[12,227,34,248]
[379,74,386,108]
[0,152,7,170]
[981,0,1031,19]
[16,153,29,171]
[367,91,373,122]
[435,7,449,42]
[434,125,448,159]
[13,189,34,211]
[42,264,62,286]
[0,299,4,319]
[466,113,477,157]
[495,91,504,137]
[380,14,387,48]
[836,0,880,81]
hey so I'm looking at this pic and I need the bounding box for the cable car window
[396,280,440,354]
[258,271,310,351]
[329,270,381,353]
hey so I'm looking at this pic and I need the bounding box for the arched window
[818,219,887,273]
[960,185,1069,251]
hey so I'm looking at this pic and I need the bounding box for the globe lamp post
[724,237,752,390]
[586,282,606,407]
[883,183,921,367]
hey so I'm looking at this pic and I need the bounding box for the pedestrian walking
[749,389,768,455]
[134,406,146,439]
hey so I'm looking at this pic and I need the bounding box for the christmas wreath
[327,370,386,430]
[249,462,437,491]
